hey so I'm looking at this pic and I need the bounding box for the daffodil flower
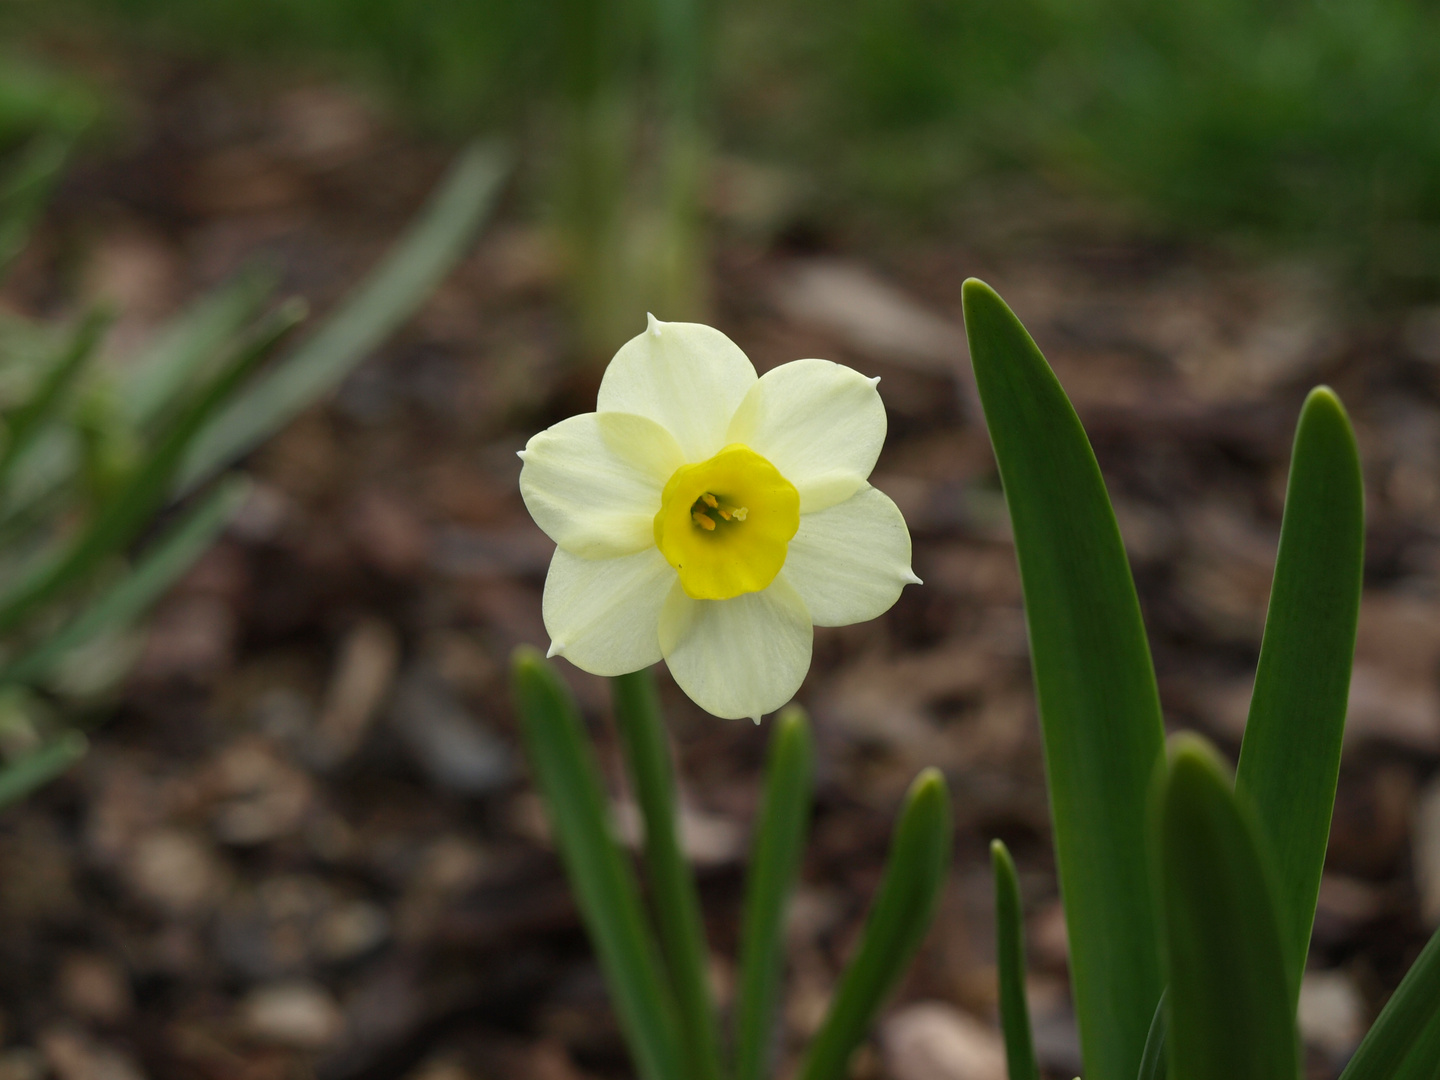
[519,316,920,721]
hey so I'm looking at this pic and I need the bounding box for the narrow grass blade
[611,669,722,1080]
[735,705,814,1080]
[796,768,952,1080]
[0,309,108,483]
[1235,387,1364,994]
[1392,1007,1440,1080]
[1137,994,1167,1080]
[991,840,1040,1080]
[1339,925,1440,1080]
[0,730,87,810]
[962,278,1164,1080]
[512,651,682,1080]
[125,265,277,428]
[1157,735,1298,1080]
[0,302,303,635]
[176,140,509,493]
[0,475,250,686]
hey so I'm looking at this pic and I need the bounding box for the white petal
[519,412,681,558]
[783,485,918,627]
[658,575,812,721]
[726,358,885,511]
[543,546,674,676]
[598,316,757,462]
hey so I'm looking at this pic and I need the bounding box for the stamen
[701,493,719,509]
[692,511,716,531]
[716,507,732,521]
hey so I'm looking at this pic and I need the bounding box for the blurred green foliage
[14,0,1440,283]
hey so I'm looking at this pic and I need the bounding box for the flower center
[654,444,800,600]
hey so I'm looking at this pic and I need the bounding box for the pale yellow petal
[783,485,919,627]
[598,315,757,462]
[725,358,885,511]
[658,575,812,721]
[543,546,673,676]
[519,411,678,558]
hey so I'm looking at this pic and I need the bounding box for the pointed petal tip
[869,375,882,387]
[646,312,663,336]
[546,640,564,659]
[904,571,924,585]
[751,713,762,725]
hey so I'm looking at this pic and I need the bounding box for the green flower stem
[611,669,723,1080]
[991,840,1040,1080]
[734,706,814,1080]
[512,652,682,1080]
[797,768,953,1080]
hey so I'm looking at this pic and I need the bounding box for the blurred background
[1,2,1439,1078]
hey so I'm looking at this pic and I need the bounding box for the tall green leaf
[991,840,1040,1080]
[1235,386,1364,994]
[511,651,682,1080]
[734,705,814,1080]
[0,309,107,484]
[962,278,1165,1080]
[176,140,509,492]
[1157,735,1298,1080]
[611,669,722,1080]
[0,302,303,635]
[1339,925,1440,1080]
[796,768,952,1080]
[125,266,277,429]
[0,476,250,686]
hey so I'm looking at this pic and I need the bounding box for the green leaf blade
[735,705,814,1080]
[511,651,682,1080]
[1234,386,1364,994]
[176,140,509,493]
[962,278,1165,1080]
[1158,736,1298,1080]
[611,669,722,1080]
[1339,926,1440,1080]
[797,768,952,1080]
[991,840,1040,1080]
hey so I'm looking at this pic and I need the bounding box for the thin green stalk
[991,840,1040,1080]
[611,669,723,1080]
[734,705,814,1080]
[512,651,682,1080]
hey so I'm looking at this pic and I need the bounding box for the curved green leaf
[511,651,682,1080]
[991,840,1040,1080]
[1157,736,1298,1080]
[962,278,1164,1080]
[735,705,814,1080]
[1339,925,1440,1080]
[176,140,509,493]
[1235,386,1364,996]
[797,768,952,1080]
